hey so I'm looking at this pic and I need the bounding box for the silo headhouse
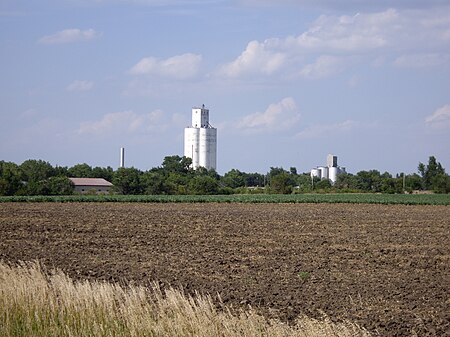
[184,104,217,171]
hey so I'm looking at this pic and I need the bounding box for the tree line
[0,155,448,196]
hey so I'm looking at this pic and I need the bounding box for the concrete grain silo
[184,105,217,171]
[310,154,347,184]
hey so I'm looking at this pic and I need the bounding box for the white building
[310,154,346,184]
[184,105,217,171]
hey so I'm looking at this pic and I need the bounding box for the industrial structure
[311,154,346,184]
[184,104,217,171]
[120,147,125,168]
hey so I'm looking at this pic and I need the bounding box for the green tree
[68,163,93,178]
[188,175,219,195]
[243,172,265,187]
[335,172,356,190]
[142,171,169,194]
[315,178,332,191]
[92,166,114,181]
[0,161,23,195]
[418,156,446,191]
[20,159,55,183]
[405,173,422,192]
[294,173,313,192]
[161,155,192,174]
[222,169,246,188]
[47,177,75,195]
[354,170,383,192]
[113,167,143,195]
[270,172,293,194]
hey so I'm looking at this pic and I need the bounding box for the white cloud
[219,40,286,78]
[69,0,223,6]
[78,110,166,136]
[425,105,450,128]
[237,97,300,132]
[218,7,450,79]
[218,9,396,79]
[66,80,94,92]
[394,53,450,67]
[238,0,449,10]
[38,28,101,45]
[300,55,343,79]
[295,120,358,139]
[129,53,202,79]
[289,10,395,52]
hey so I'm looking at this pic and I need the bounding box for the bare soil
[0,202,449,336]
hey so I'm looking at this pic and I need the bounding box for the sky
[1,0,449,175]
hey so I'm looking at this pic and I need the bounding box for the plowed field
[1,202,449,336]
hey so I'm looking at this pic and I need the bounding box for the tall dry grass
[0,261,370,337]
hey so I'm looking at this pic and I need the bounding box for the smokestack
[120,147,125,168]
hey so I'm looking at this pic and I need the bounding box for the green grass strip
[0,194,449,205]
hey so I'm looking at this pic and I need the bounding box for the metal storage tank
[328,166,339,184]
[311,168,321,179]
[318,166,329,180]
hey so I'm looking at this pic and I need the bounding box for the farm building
[69,178,113,194]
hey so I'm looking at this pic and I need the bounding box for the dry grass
[0,261,371,337]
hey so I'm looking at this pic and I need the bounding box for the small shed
[69,178,113,194]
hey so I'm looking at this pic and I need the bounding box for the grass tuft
[0,261,371,337]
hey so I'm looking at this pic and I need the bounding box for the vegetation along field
[1,202,449,336]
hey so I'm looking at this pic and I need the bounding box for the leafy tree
[315,178,332,190]
[430,173,450,194]
[294,173,313,192]
[92,166,114,181]
[53,165,68,177]
[335,172,356,190]
[418,156,446,191]
[270,172,293,194]
[244,172,265,187]
[188,175,219,195]
[113,167,143,195]
[354,170,384,192]
[47,177,74,195]
[0,161,23,195]
[161,155,192,174]
[141,171,167,194]
[68,163,93,178]
[20,159,55,183]
[405,173,422,192]
[222,169,246,188]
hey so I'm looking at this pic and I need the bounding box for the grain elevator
[184,105,217,171]
[311,154,346,184]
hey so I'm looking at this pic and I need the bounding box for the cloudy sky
[1,0,449,174]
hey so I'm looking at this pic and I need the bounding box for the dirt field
[1,202,449,336]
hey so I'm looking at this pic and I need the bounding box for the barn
[69,178,113,194]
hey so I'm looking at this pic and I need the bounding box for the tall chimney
[120,147,125,168]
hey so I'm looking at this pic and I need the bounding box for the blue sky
[1,0,449,175]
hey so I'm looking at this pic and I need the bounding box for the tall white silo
[184,127,200,168]
[311,168,321,179]
[318,166,329,180]
[328,167,339,184]
[184,105,217,171]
